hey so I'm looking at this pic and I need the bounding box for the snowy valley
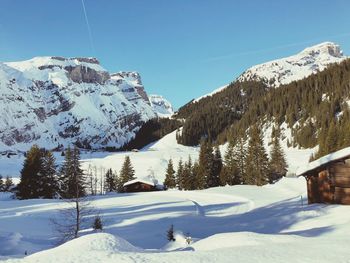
[1,41,350,263]
[2,175,350,262]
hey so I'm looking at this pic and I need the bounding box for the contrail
[81,0,96,55]
[205,32,350,62]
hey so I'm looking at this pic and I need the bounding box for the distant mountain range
[0,56,173,152]
[1,42,347,154]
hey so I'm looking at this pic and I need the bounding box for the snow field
[1,176,350,262]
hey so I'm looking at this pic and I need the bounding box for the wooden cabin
[297,148,350,205]
[123,178,156,193]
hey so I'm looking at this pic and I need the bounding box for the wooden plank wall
[317,170,333,203]
[330,161,350,204]
[307,174,320,204]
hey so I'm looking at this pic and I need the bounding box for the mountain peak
[149,94,174,118]
[237,42,347,88]
[299,42,343,58]
[6,56,106,73]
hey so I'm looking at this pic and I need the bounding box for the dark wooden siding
[124,182,155,193]
[306,160,350,205]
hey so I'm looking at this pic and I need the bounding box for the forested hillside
[176,59,350,159]
[176,81,268,145]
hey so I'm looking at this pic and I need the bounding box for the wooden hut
[123,178,156,193]
[297,147,350,205]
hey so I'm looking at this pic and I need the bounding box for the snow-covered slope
[0,56,173,152]
[237,42,347,87]
[149,94,174,117]
[2,177,350,262]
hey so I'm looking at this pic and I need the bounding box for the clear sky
[1,0,350,108]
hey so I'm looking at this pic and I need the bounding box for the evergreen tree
[41,150,59,198]
[220,141,237,186]
[211,146,222,187]
[4,176,14,192]
[317,121,338,158]
[269,137,288,183]
[167,224,175,241]
[0,175,4,191]
[192,161,200,189]
[105,168,118,192]
[244,125,270,186]
[119,156,135,191]
[164,159,176,189]
[197,139,214,189]
[13,145,58,199]
[60,146,86,198]
[183,156,195,190]
[176,159,184,190]
[92,215,103,231]
[17,145,43,199]
[233,137,247,184]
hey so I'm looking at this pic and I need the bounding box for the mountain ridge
[0,56,173,152]
[237,41,346,88]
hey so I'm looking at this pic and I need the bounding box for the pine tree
[119,156,135,191]
[41,150,59,198]
[197,139,214,189]
[192,161,200,189]
[17,145,43,199]
[60,146,86,198]
[0,175,4,191]
[211,146,222,187]
[92,215,103,231]
[105,168,118,192]
[245,125,270,186]
[269,136,288,183]
[315,121,339,159]
[183,156,194,190]
[176,159,184,190]
[167,224,175,241]
[164,159,176,189]
[220,141,237,186]
[233,137,246,184]
[4,176,14,192]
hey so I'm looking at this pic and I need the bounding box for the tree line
[16,145,137,199]
[164,125,288,189]
[120,118,182,151]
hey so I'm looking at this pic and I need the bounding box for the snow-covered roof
[296,146,350,176]
[123,178,155,187]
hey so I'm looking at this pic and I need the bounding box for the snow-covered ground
[1,131,350,262]
[1,176,350,262]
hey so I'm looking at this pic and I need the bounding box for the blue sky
[1,0,350,108]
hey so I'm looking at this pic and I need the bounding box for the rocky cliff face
[237,42,347,88]
[0,56,171,151]
[149,95,174,118]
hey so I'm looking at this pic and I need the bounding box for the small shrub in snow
[167,224,175,241]
[92,215,103,231]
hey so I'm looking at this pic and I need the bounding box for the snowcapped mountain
[0,56,172,152]
[149,94,174,117]
[237,42,347,87]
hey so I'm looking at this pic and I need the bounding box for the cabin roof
[296,146,350,176]
[123,178,155,187]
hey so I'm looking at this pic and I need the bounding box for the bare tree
[51,147,95,243]
[51,194,95,243]
[86,164,94,195]
[99,166,105,195]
